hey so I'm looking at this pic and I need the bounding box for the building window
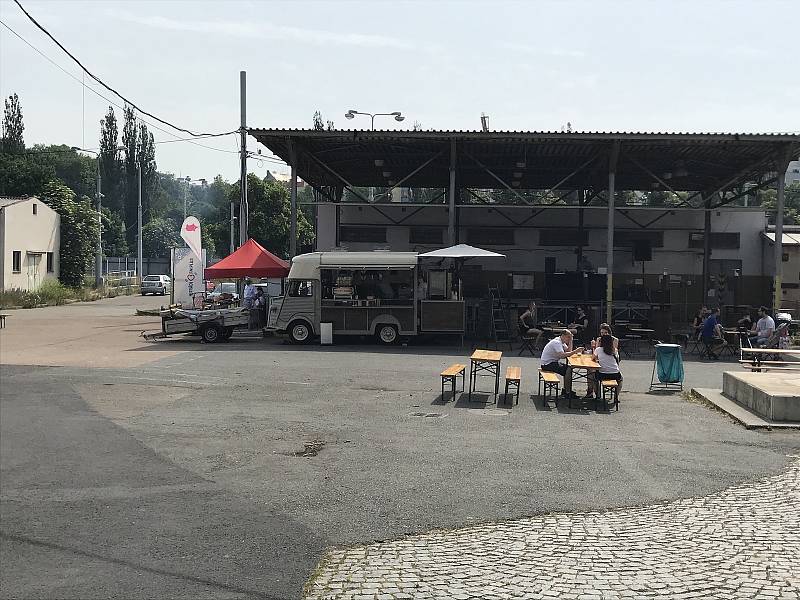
[12,251,21,273]
[538,229,589,247]
[467,228,515,246]
[32,203,38,215]
[47,252,54,273]
[339,226,387,243]
[688,232,740,249]
[287,280,313,297]
[615,231,664,248]
[410,228,444,245]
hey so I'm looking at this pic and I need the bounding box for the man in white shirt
[749,306,775,347]
[540,329,584,399]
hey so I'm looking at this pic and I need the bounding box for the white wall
[0,199,60,290]
[317,204,767,276]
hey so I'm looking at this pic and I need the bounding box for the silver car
[141,274,172,296]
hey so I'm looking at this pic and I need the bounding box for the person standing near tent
[243,278,256,309]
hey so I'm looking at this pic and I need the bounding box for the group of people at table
[520,301,621,402]
[691,305,777,359]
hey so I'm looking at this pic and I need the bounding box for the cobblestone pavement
[305,458,800,600]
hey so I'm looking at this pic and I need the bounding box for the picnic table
[468,349,503,403]
[740,347,800,371]
[0,313,8,329]
[567,353,600,395]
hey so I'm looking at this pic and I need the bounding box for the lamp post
[72,147,103,287]
[344,109,405,131]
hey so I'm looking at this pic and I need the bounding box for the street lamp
[72,147,103,287]
[344,109,405,131]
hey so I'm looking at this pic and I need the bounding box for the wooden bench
[600,379,620,411]
[538,369,561,407]
[440,363,466,401]
[0,313,8,329]
[504,366,521,405]
[739,360,800,372]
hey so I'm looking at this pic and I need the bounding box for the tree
[142,217,181,258]
[761,183,800,225]
[313,111,324,131]
[2,93,24,153]
[229,174,313,258]
[99,107,124,214]
[41,181,99,287]
[121,105,139,245]
[137,121,156,224]
[101,207,129,256]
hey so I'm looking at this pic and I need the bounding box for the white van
[268,251,464,344]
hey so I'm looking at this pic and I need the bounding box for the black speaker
[633,240,652,262]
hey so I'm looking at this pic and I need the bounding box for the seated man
[519,301,543,349]
[749,306,775,347]
[540,329,584,400]
[701,307,725,359]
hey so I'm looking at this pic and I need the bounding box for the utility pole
[137,163,143,279]
[230,201,235,254]
[95,166,103,288]
[239,71,248,247]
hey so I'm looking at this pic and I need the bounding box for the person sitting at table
[519,301,543,349]
[569,305,591,344]
[749,306,775,347]
[692,306,708,340]
[586,334,622,401]
[701,307,725,359]
[540,329,584,400]
[594,323,619,359]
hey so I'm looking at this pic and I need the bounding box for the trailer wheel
[200,323,223,343]
[288,321,312,344]
[376,324,398,345]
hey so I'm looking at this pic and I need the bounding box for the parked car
[141,274,172,296]
[207,282,239,302]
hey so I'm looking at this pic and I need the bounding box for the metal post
[605,142,619,324]
[289,141,298,258]
[448,139,457,245]
[239,70,248,247]
[137,162,142,280]
[774,164,787,311]
[95,164,102,287]
[577,189,584,270]
[229,202,235,255]
[702,198,711,305]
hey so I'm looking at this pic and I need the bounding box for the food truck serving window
[320,268,414,305]
[287,280,313,297]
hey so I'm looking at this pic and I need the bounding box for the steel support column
[448,139,457,245]
[702,198,711,305]
[774,162,788,311]
[606,143,620,324]
[289,140,298,258]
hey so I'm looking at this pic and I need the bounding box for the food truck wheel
[376,324,399,345]
[200,323,223,343]
[289,321,312,344]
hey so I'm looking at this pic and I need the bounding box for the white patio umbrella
[417,244,505,259]
[418,244,505,299]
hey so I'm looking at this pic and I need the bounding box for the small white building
[0,197,60,291]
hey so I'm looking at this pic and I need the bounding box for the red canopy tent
[204,238,289,279]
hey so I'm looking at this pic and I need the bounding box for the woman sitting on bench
[586,334,623,401]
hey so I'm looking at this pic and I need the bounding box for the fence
[92,257,171,277]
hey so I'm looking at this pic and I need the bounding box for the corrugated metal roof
[249,129,800,193]
[0,196,34,209]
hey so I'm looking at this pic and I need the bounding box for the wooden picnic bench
[0,313,8,329]
[440,363,466,401]
[600,379,620,411]
[504,366,521,406]
[538,369,561,407]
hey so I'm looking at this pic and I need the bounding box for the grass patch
[0,280,107,309]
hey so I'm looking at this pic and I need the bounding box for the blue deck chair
[649,343,684,392]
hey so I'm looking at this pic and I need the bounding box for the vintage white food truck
[267,251,465,344]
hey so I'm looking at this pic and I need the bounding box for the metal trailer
[160,306,250,343]
[268,251,465,345]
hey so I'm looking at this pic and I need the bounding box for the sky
[1,0,797,182]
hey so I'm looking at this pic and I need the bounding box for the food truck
[267,251,465,344]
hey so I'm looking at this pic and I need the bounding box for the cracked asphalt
[1,296,797,599]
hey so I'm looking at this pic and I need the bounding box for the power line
[12,0,237,138]
[0,18,239,155]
